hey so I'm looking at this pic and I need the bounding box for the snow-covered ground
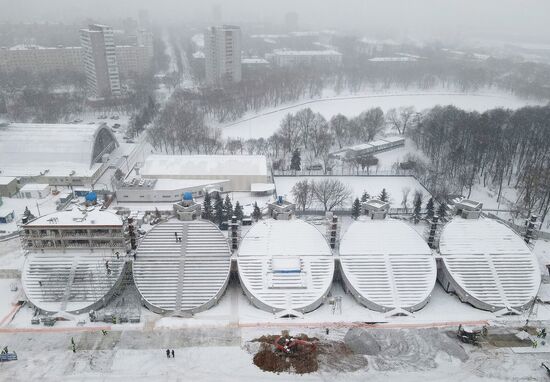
[220,89,545,139]
[274,175,431,209]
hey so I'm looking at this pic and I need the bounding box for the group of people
[166,349,175,358]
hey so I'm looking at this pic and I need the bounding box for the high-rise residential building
[80,24,121,98]
[204,25,242,86]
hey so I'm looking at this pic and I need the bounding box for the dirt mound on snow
[251,333,368,374]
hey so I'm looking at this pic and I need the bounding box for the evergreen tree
[252,202,262,221]
[413,192,423,224]
[234,201,244,221]
[437,202,447,219]
[214,193,224,225]
[361,191,370,203]
[223,195,233,221]
[202,192,213,220]
[23,206,35,220]
[290,149,301,171]
[351,198,361,219]
[379,188,389,202]
[426,198,435,220]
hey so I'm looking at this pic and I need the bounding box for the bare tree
[329,114,350,149]
[278,113,301,154]
[386,106,415,135]
[311,178,352,211]
[401,187,411,213]
[291,179,314,211]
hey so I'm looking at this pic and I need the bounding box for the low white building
[18,183,50,199]
[116,178,230,202]
[140,155,269,192]
[267,49,342,67]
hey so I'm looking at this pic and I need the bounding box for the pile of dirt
[251,332,368,374]
[252,333,319,374]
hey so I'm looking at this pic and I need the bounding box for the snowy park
[219,90,545,139]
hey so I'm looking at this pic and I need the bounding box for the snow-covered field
[274,175,431,209]
[220,90,545,139]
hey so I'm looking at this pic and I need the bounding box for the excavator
[274,335,316,355]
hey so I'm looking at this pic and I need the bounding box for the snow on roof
[153,178,228,190]
[191,33,204,47]
[19,183,49,192]
[237,219,334,313]
[439,217,540,310]
[25,208,123,227]
[250,183,275,192]
[0,176,16,185]
[369,57,417,62]
[272,49,342,56]
[134,219,231,313]
[141,155,268,177]
[242,58,269,64]
[0,123,117,177]
[339,218,436,312]
[7,44,80,51]
[22,249,125,313]
[192,51,205,59]
[382,136,405,143]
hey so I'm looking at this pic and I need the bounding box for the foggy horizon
[2,0,550,44]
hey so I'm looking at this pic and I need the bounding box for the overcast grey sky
[1,0,549,42]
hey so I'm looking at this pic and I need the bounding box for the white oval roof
[339,218,436,312]
[134,219,231,313]
[22,249,126,313]
[237,219,334,313]
[439,217,540,310]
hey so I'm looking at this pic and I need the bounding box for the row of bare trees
[291,178,352,212]
[409,105,550,225]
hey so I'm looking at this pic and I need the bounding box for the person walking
[166,349,170,358]
[171,349,175,358]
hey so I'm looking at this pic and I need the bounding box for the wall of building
[0,179,18,198]
[142,174,268,192]
[116,181,231,202]
[205,26,242,85]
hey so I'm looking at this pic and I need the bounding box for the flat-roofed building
[140,155,269,192]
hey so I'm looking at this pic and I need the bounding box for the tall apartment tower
[205,25,242,85]
[80,24,121,99]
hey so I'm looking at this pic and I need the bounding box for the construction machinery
[274,335,316,355]
[457,325,485,345]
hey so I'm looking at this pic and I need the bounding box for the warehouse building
[140,155,269,192]
[0,177,18,197]
[0,123,118,187]
[116,177,230,202]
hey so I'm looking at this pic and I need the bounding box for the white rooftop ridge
[339,218,437,312]
[237,219,334,314]
[439,217,541,311]
[133,219,231,314]
[141,155,268,177]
